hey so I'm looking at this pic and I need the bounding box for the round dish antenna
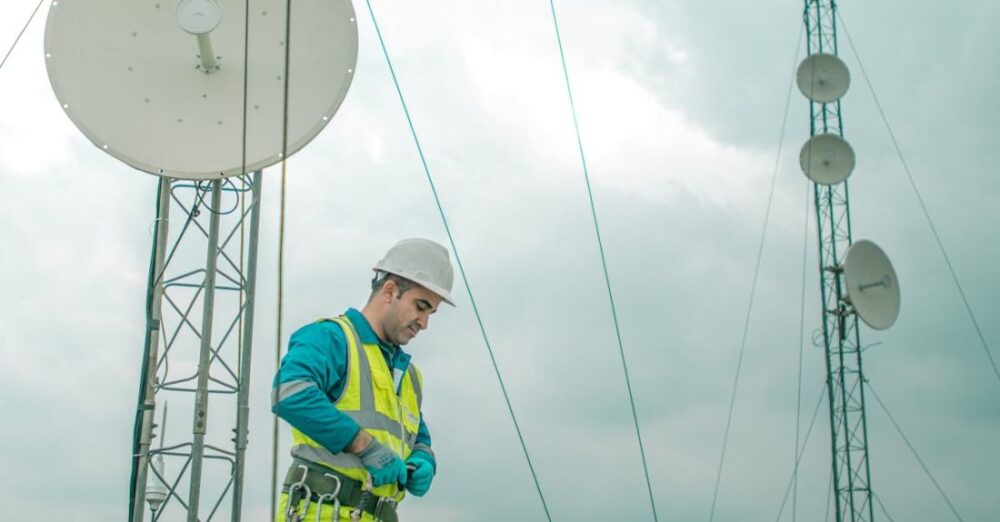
[797,53,850,103]
[44,0,358,180]
[843,240,900,331]
[177,0,223,35]
[800,133,855,186]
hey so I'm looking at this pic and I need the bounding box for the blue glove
[357,439,407,487]
[405,451,435,497]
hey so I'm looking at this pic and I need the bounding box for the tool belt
[283,458,399,522]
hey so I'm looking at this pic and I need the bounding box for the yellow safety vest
[290,315,424,502]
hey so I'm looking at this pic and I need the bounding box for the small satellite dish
[177,0,223,36]
[796,53,850,103]
[843,239,900,331]
[44,0,358,180]
[800,133,855,186]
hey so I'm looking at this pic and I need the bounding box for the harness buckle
[285,465,313,522]
[350,476,374,522]
[374,496,398,519]
[315,473,343,522]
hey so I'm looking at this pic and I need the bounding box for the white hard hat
[374,238,456,306]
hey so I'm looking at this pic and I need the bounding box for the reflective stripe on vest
[290,315,423,501]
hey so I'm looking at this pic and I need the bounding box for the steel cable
[363,1,553,519]
[867,383,964,521]
[838,12,1000,391]
[128,181,165,522]
[792,179,811,522]
[824,467,833,522]
[545,1,658,518]
[773,384,826,522]
[872,492,897,522]
[0,0,44,74]
[709,23,803,522]
[270,0,294,518]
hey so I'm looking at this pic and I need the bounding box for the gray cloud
[1,0,997,520]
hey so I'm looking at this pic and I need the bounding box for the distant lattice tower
[798,1,902,521]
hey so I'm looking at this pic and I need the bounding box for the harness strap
[283,459,399,522]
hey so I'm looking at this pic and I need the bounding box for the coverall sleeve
[415,418,432,448]
[271,322,361,453]
[414,412,437,472]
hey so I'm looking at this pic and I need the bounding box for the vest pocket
[371,363,393,389]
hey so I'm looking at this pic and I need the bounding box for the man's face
[382,282,443,346]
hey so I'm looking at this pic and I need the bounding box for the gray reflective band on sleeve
[291,444,365,471]
[412,443,434,459]
[407,365,422,408]
[271,380,318,406]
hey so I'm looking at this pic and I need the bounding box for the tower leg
[186,179,223,522]
[131,177,172,522]
[129,173,264,521]
[231,172,263,522]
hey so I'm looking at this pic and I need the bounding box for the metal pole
[131,177,173,522]
[231,171,263,521]
[187,180,223,522]
[197,34,218,72]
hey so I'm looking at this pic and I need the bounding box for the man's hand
[352,434,407,487]
[404,451,435,497]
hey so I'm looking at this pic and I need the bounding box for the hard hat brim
[373,267,456,307]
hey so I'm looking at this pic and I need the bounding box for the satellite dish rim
[799,133,856,186]
[843,239,901,331]
[796,52,851,103]
[43,0,359,180]
[176,0,224,36]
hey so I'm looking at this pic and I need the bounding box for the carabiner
[315,473,343,522]
[285,465,313,522]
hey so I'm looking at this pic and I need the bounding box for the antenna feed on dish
[176,0,223,73]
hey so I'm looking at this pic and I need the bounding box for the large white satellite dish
[797,53,850,103]
[843,239,900,331]
[800,133,855,186]
[44,0,358,180]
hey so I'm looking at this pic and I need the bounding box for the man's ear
[381,279,398,301]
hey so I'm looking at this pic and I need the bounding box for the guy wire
[792,179,811,522]
[0,0,44,74]
[773,384,825,522]
[363,1,553,519]
[272,0,294,518]
[867,383,964,521]
[236,0,250,449]
[546,0,657,518]
[838,12,1000,391]
[709,22,803,522]
[128,180,164,522]
[824,467,833,522]
[873,492,897,522]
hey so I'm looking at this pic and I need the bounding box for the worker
[272,238,455,522]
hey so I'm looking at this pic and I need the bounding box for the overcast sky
[1,0,998,521]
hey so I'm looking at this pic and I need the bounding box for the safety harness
[283,458,399,522]
[283,314,423,521]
